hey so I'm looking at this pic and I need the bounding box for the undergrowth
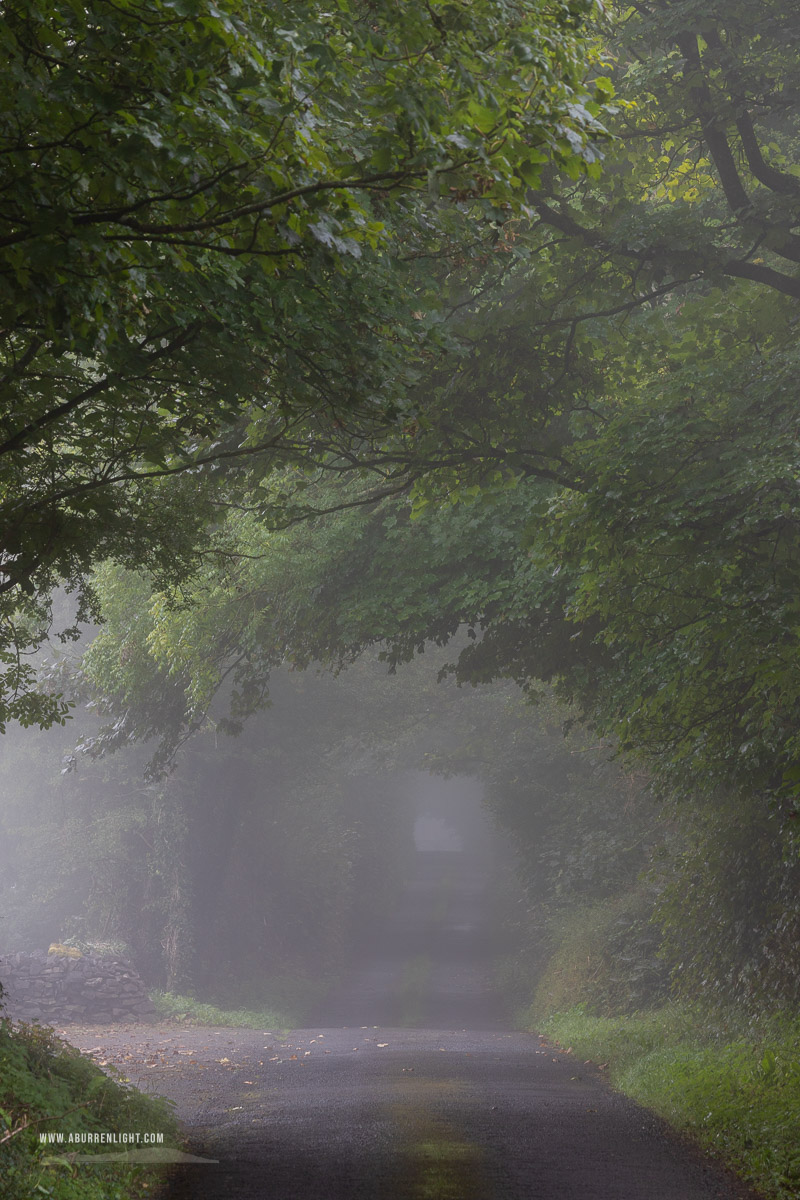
[535,1004,800,1200]
[149,990,291,1031]
[0,1017,178,1200]
[525,894,669,1018]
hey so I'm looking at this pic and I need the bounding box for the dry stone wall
[0,951,157,1023]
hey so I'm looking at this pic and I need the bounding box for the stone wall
[0,951,157,1024]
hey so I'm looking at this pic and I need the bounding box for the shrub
[527,890,669,1022]
[0,1018,178,1200]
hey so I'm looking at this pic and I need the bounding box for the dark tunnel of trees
[3,1,800,1196]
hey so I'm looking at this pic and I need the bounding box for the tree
[68,479,550,768]
[297,0,800,817]
[532,0,800,299]
[63,0,800,805]
[0,0,608,730]
[236,0,800,538]
[42,0,800,1015]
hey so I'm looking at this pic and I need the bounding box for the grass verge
[149,990,291,1031]
[533,1004,800,1200]
[0,1017,179,1200]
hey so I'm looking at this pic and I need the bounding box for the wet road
[149,1024,757,1200]
[68,850,758,1199]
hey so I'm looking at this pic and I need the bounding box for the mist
[3,2,799,1192]
[0,655,532,1029]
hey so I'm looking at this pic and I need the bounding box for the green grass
[0,1017,179,1200]
[534,1004,800,1200]
[149,990,292,1031]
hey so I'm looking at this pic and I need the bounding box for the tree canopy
[58,0,800,831]
[5,0,800,864]
[0,0,608,729]
[6,0,800,1037]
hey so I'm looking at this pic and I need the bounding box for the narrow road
[66,850,759,1199]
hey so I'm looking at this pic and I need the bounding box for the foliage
[7,0,800,769]
[71,485,549,765]
[0,0,608,731]
[346,0,800,826]
[527,892,669,1020]
[653,793,800,1011]
[534,321,800,801]
[149,991,290,1032]
[0,654,419,1004]
[7,0,800,1104]
[0,1018,178,1200]
[73,462,800,1012]
[605,0,800,299]
[66,0,800,812]
[540,1005,800,1200]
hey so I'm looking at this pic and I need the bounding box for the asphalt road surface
[66,851,761,1199]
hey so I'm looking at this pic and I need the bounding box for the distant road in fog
[67,850,758,1199]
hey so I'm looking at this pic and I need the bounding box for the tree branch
[721,259,800,299]
[674,29,800,266]
[0,324,201,459]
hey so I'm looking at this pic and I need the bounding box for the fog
[2,6,797,1193]
[0,656,539,1030]
[0,643,697,1033]
[321,770,513,1029]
